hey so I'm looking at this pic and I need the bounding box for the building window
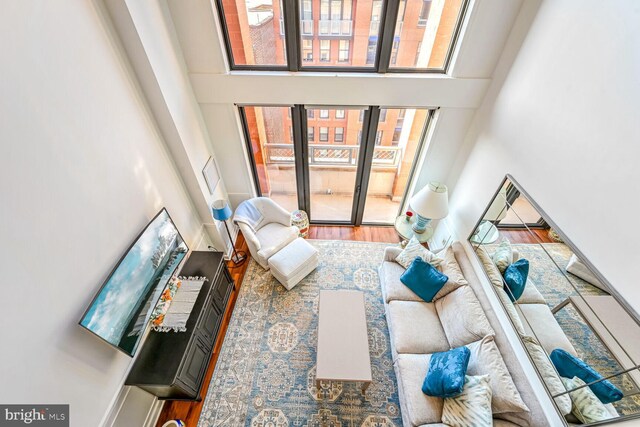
[379,109,387,122]
[302,0,312,19]
[357,130,362,143]
[290,126,294,142]
[335,127,344,142]
[375,130,383,145]
[418,0,432,26]
[359,110,364,122]
[390,40,400,65]
[308,109,315,119]
[414,41,422,66]
[366,40,376,65]
[320,109,329,119]
[320,127,329,142]
[338,40,350,62]
[320,40,330,62]
[336,109,345,119]
[308,126,315,141]
[392,128,402,144]
[371,0,382,21]
[302,39,313,61]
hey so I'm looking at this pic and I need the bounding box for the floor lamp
[211,199,247,266]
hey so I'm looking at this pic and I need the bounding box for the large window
[239,105,433,225]
[215,0,468,72]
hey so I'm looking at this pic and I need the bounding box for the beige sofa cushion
[396,236,444,269]
[435,286,495,347]
[396,354,444,426]
[522,335,572,415]
[517,280,546,304]
[476,246,505,288]
[380,261,424,303]
[495,287,526,336]
[387,301,450,354]
[516,303,578,356]
[433,246,468,300]
[467,335,530,415]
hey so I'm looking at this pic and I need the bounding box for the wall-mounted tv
[80,208,188,356]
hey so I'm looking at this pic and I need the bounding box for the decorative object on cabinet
[126,251,234,400]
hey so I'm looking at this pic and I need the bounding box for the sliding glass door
[239,105,432,225]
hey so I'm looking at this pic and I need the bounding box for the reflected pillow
[422,346,471,398]
[550,349,623,404]
[400,257,448,302]
[492,240,513,273]
[441,375,493,427]
[562,376,614,423]
[503,258,529,302]
[395,236,443,269]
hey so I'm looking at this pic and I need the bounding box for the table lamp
[409,182,449,234]
[212,199,246,266]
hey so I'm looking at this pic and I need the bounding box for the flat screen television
[79,208,188,356]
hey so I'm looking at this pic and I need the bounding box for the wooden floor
[155,225,399,427]
[498,228,555,244]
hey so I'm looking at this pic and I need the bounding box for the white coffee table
[316,290,372,393]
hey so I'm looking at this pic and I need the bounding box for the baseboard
[143,398,164,427]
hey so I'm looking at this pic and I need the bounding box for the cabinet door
[212,271,232,310]
[178,337,209,396]
[198,297,222,348]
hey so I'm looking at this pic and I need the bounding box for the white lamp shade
[410,182,449,219]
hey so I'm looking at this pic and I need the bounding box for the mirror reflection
[470,175,640,425]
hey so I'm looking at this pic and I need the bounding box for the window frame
[319,126,329,142]
[214,0,470,73]
[334,127,345,143]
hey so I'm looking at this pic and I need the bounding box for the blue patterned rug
[198,240,402,427]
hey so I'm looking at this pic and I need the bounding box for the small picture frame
[202,156,220,195]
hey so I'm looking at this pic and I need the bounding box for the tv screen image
[80,208,188,355]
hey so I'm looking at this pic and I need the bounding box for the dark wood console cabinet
[125,251,234,400]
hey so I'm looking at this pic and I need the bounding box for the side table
[394,215,433,246]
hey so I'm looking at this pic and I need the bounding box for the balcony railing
[280,19,314,36]
[318,20,352,36]
[264,144,401,168]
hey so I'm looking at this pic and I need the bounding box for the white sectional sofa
[379,242,548,427]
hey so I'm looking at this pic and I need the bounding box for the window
[308,126,315,141]
[392,128,402,144]
[359,110,364,122]
[219,0,467,71]
[379,109,387,122]
[338,40,350,62]
[357,130,362,143]
[290,126,294,142]
[319,127,329,142]
[418,0,432,26]
[389,0,467,70]
[320,40,330,62]
[335,127,344,142]
[320,109,329,119]
[336,109,345,119]
[366,40,376,65]
[302,39,313,61]
[308,109,314,119]
[375,130,383,145]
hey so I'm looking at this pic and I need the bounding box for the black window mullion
[376,0,400,73]
[292,105,310,213]
[352,107,380,225]
[282,0,301,71]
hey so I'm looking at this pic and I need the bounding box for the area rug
[198,240,402,427]
[486,242,640,415]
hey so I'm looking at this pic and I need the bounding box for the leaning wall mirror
[469,175,640,426]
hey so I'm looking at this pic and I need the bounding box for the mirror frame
[468,174,640,426]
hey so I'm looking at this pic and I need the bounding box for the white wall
[0,1,205,425]
[448,0,640,314]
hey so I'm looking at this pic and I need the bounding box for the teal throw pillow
[550,349,623,404]
[400,257,448,302]
[503,258,529,302]
[423,346,471,398]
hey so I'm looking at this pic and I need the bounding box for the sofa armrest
[238,222,260,252]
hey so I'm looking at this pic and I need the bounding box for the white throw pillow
[566,254,606,290]
[492,240,513,274]
[442,375,493,427]
[467,335,529,414]
[522,336,572,415]
[433,246,468,300]
[562,376,614,423]
[395,236,443,269]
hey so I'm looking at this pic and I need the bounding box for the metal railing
[264,144,401,168]
[280,19,314,36]
[318,20,352,36]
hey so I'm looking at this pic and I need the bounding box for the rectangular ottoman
[268,237,319,290]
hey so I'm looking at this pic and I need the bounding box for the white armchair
[233,197,299,269]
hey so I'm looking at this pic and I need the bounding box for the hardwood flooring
[155,225,399,427]
[498,228,555,244]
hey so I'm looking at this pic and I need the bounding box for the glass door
[304,107,367,222]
